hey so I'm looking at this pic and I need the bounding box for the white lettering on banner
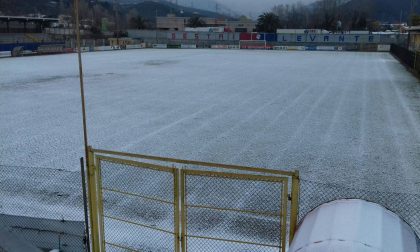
[377,44,391,52]
[277,34,380,43]
[126,44,144,49]
[211,45,228,49]
[317,46,335,51]
[94,46,113,51]
[273,46,288,50]
[153,44,167,49]
[0,51,12,57]
[181,44,197,49]
[310,35,316,42]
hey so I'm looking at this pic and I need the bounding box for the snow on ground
[1,49,420,249]
[1,49,419,194]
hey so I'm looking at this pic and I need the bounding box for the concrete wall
[128,30,403,47]
[0,214,85,251]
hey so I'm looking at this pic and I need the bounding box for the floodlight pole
[74,0,90,167]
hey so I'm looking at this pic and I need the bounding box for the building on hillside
[277,29,329,34]
[101,18,115,33]
[0,15,59,33]
[156,14,256,32]
[408,26,420,51]
[108,37,137,47]
[50,15,72,28]
[224,20,256,32]
[156,14,188,31]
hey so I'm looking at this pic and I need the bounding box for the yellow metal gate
[180,169,289,252]
[91,155,180,251]
[87,148,299,252]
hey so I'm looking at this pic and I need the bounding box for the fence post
[174,168,181,252]
[180,169,187,252]
[86,147,101,252]
[80,157,91,252]
[289,171,300,245]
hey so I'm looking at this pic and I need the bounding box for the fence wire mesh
[183,171,287,252]
[99,158,177,252]
[91,150,299,252]
[0,164,86,251]
[299,179,420,238]
[391,44,420,74]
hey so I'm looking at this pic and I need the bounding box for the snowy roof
[408,26,420,32]
[289,199,419,252]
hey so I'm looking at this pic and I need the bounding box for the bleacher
[0,33,54,44]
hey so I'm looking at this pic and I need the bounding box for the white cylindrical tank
[289,199,419,252]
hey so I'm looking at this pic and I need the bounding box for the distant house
[408,26,420,51]
[156,14,256,32]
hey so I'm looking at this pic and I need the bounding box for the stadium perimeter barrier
[299,179,420,239]
[2,158,416,251]
[85,147,420,251]
[0,164,87,251]
[390,44,420,75]
[86,147,300,252]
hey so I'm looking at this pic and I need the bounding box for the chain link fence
[182,170,288,252]
[98,157,178,252]
[299,179,420,239]
[89,150,299,252]
[0,164,87,251]
[391,44,420,74]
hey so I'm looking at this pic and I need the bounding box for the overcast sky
[217,0,315,17]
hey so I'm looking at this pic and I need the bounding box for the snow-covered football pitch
[1,49,420,250]
[1,49,419,194]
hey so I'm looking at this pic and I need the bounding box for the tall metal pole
[80,157,91,252]
[74,0,90,167]
[155,9,158,43]
[411,0,417,26]
[75,2,96,250]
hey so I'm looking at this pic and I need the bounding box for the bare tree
[256,12,281,33]
[272,3,308,29]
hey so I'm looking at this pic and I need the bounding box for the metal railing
[299,179,420,238]
[85,147,420,251]
[0,164,87,251]
[391,44,420,74]
[181,169,288,252]
[86,147,300,252]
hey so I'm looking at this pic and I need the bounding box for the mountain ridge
[0,0,229,19]
[339,0,418,23]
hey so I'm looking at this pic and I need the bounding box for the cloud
[216,0,315,17]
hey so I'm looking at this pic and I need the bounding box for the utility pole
[155,9,158,43]
[74,0,89,179]
[59,0,64,14]
[113,0,119,36]
[410,0,417,26]
[89,0,96,29]
[400,9,403,25]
